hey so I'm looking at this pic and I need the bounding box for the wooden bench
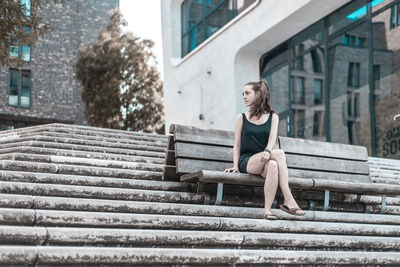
[163,124,400,213]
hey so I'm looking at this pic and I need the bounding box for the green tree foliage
[0,0,64,67]
[74,9,164,134]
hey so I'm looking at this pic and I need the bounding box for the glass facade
[260,0,400,160]
[181,0,257,57]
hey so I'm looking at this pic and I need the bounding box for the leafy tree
[0,0,64,67]
[74,9,164,134]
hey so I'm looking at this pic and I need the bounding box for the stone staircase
[0,123,400,265]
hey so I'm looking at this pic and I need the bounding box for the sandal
[279,204,305,216]
[263,213,278,220]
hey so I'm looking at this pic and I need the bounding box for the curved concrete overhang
[233,0,352,113]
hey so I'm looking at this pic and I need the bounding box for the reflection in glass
[22,45,30,62]
[372,5,400,159]
[21,0,31,16]
[9,70,19,106]
[21,71,30,108]
[181,0,256,57]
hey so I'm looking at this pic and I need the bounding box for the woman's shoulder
[270,112,279,122]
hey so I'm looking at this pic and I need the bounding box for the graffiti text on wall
[382,127,400,157]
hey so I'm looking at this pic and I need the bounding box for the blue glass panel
[21,0,31,16]
[21,45,30,62]
[20,71,30,108]
[9,46,19,58]
[9,70,19,106]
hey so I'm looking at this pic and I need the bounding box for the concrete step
[0,146,165,164]
[1,246,399,265]
[372,177,400,185]
[2,132,167,149]
[0,123,167,141]
[370,169,400,176]
[1,194,400,225]
[0,153,164,172]
[16,130,168,146]
[0,182,203,203]
[0,135,166,153]
[0,160,163,180]
[0,171,192,192]
[1,226,400,251]
[0,141,165,158]
[2,208,400,236]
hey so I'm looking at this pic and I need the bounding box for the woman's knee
[272,149,286,161]
[268,160,279,173]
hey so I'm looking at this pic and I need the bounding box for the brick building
[0,0,119,130]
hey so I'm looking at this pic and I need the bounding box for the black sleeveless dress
[238,112,272,173]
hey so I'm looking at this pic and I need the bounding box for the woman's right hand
[224,167,239,173]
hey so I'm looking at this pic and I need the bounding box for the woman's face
[242,85,257,107]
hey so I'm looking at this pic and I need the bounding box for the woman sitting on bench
[224,79,305,219]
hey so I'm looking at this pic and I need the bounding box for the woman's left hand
[260,151,271,162]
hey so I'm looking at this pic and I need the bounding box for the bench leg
[197,182,203,194]
[380,195,387,214]
[203,192,210,205]
[308,200,315,211]
[215,183,224,206]
[322,190,330,211]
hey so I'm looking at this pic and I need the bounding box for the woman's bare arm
[232,113,243,168]
[266,113,279,151]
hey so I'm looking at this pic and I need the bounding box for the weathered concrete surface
[0,208,35,225]
[0,123,168,141]
[2,194,400,225]
[1,226,400,251]
[0,153,165,172]
[0,146,165,164]
[1,208,400,237]
[0,226,46,245]
[0,161,163,180]
[0,246,399,265]
[17,131,168,147]
[0,182,203,203]
[0,141,165,158]
[0,171,193,191]
[0,135,166,153]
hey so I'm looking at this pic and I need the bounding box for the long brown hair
[246,79,275,119]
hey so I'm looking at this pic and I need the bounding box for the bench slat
[174,133,233,147]
[279,137,368,161]
[176,155,370,175]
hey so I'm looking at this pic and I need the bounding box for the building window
[296,44,304,70]
[373,64,380,89]
[313,112,321,136]
[291,76,305,104]
[21,0,31,16]
[9,27,31,62]
[347,91,353,117]
[354,93,359,117]
[311,49,322,73]
[344,34,349,45]
[314,79,323,105]
[349,35,355,46]
[348,62,360,87]
[357,37,366,47]
[181,0,257,57]
[397,3,400,26]
[390,5,396,29]
[8,69,31,108]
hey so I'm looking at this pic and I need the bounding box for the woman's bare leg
[246,153,279,215]
[260,160,278,215]
[270,149,303,214]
